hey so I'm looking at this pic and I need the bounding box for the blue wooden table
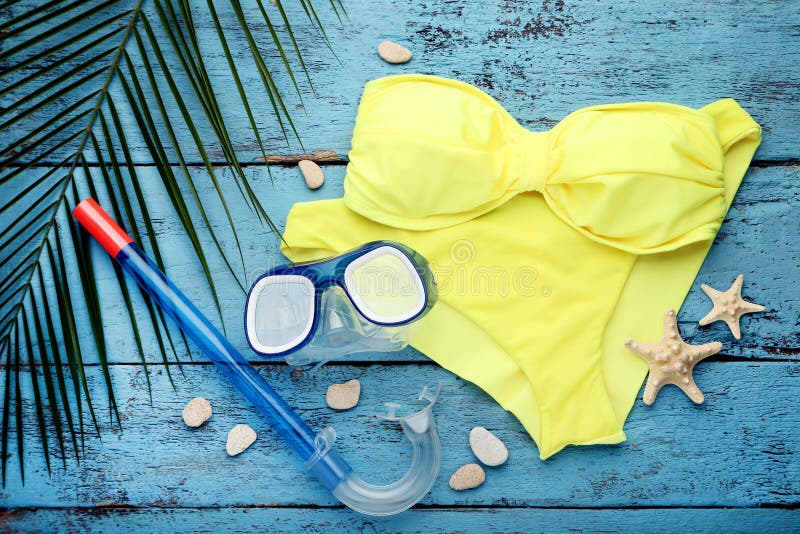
[2,1,799,532]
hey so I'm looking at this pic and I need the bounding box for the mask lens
[248,275,315,353]
[344,246,425,324]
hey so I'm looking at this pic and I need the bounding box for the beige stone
[449,463,486,491]
[298,159,324,189]
[226,424,257,456]
[182,397,212,428]
[469,426,508,467]
[378,40,413,64]
[326,379,361,410]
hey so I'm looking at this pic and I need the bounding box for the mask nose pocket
[286,286,414,368]
[317,286,367,347]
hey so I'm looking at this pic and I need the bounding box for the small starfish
[698,274,764,339]
[625,309,722,405]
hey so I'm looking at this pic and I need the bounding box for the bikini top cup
[344,74,760,254]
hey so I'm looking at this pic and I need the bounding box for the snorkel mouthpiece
[330,383,442,516]
[73,198,442,516]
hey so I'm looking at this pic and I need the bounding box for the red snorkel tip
[72,198,133,257]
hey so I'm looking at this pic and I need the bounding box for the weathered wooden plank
[3,163,795,365]
[1,361,798,508]
[3,0,800,163]
[2,0,798,525]
[2,506,798,534]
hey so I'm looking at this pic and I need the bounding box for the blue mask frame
[245,240,438,357]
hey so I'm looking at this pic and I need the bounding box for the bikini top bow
[342,74,761,254]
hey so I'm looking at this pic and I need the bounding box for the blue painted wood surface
[3,507,799,533]
[1,0,799,532]
[2,361,800,508]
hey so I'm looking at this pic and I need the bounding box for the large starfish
[625,309,722,405]
[698,274,765,339]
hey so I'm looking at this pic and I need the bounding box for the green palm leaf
[0,0,340,484]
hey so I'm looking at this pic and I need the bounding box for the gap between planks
[2,503,799,511]
[2,352,799,369]
[4,159,800,168]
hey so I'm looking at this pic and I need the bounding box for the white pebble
[326,379,361,410]
[378,40,413,64]
[182,397,212,428]
[449,463,486,491]
[298,159,324,189]
[469,426,508,467]
[226,424,257,456]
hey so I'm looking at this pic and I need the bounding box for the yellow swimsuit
[281,74,761,459]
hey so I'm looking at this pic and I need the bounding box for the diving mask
[245,241,438,365]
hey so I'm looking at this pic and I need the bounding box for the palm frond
[0,0,341,484]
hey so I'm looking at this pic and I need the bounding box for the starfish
[698,274,765,339]
[625,309,722,405]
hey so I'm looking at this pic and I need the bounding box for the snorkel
[72,198,442,516]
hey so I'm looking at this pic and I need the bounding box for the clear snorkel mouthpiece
[307,383,442,516]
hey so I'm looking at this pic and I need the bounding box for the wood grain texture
[3,0,800,163]
[4,163,796,365]
[1,362,798,508]
[1,0,799,530]
[2,507,799,534]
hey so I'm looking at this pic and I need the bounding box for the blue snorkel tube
[73,199,441,516]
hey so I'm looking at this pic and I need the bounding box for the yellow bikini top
[282,74,761,459]
[345,74,755,253]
